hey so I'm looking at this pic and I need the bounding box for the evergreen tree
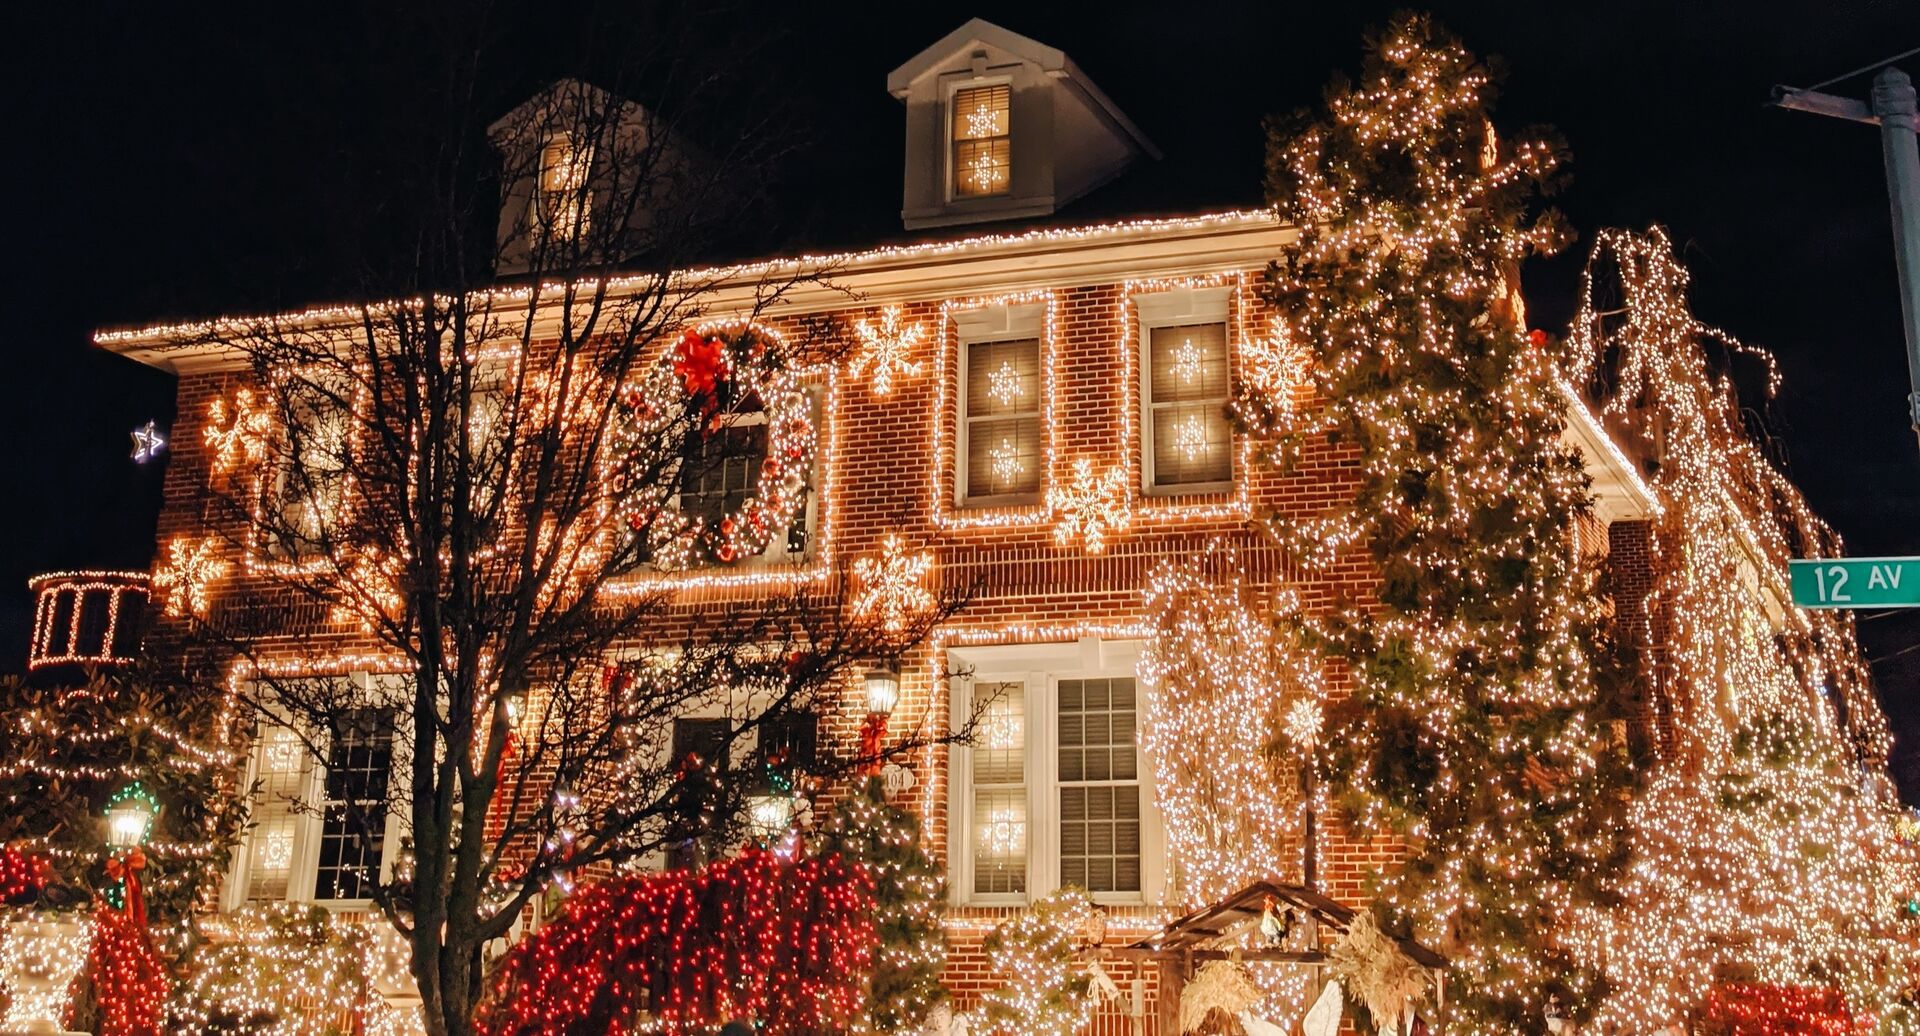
[811,777,947,1034]
[1242,15,1634,1031]
[0,670,243,930]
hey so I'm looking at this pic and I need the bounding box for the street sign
[1789,557,1920,609]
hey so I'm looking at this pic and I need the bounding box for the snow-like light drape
[1138,547,1325,907]
[1564,226,1920,1031]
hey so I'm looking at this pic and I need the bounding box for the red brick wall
[140,268,1652,1030]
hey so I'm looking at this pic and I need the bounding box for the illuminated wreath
[615,325,815,568]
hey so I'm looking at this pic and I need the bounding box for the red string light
[87,906,169,1036]
[477,847,877,1035]
[0,845,50,905]
[1702,983,1857,1036]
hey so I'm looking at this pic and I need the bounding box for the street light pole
[1773,64,1920,451]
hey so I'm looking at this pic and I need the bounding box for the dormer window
[952,84,1011,198]
[538,133,593,240]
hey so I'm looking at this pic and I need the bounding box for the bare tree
[142,14,968,1035]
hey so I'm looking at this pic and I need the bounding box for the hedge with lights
[476,847,876,1036]
[1242,14,1637,1032]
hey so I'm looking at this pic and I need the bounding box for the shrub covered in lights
[0,671,245,928]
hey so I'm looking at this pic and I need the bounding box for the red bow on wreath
[105,849,148,928]
[674,330,731,402]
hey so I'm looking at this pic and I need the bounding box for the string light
[26,571,147,670]
[175,904,420,1036]
[0,916,94,1033]
[204,387,273,473]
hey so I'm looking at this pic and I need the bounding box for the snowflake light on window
[263,730,301,773]
[968,152,1006,194]
[152,536,229,619]
[1046,458,1131,555]
[981,805,1025,856]
[987,361,1024,406]
[1170,337,1205,384]
[1173,414,1209,461]
[989,438,1024,486]
[979,701,1022,750]
[851,533,935,635]
[849,306,926,395]
[966,104,998,138]
[258,829,294,871]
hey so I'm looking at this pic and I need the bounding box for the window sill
[957,493,1042,510]
[1143,480,1234,499]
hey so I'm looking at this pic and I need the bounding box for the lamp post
[104,787,156,851]
[864,665,902,718]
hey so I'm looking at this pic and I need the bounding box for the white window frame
[644,384,824,571]
[947,639,1166,908]
[536,131,594,241]
[222,674,408,913]
[1136,287,1235,497]
[943,75,1015,204]
[954,304,1046,510]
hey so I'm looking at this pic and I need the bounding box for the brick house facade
[77,19,1671,1035]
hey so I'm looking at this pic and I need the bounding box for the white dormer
[889,19,1159,231]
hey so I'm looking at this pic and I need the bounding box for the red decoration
[674,330,731,401]
[87,905,169,1036]
[1703,983,1857,1036]
[1527,328,1549,347]
[0,844,50,905]
[104,848,148,929]
[476,848,876,1036]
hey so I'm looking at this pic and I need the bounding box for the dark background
[10,1,1920,793]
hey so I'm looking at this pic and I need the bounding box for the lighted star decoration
[130,421,167,463]
[1047,458,1131,555]
[850,533,935,636]
[1243,317,1313,416]
[152,536,229,619]
[848,306,925,395]
[204,388,273,474]
[987,361,1024,406]
[988,439,1024,486]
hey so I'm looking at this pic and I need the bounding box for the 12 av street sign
[1789,557,1920,609]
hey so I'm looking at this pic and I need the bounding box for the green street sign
[1789,557,1920,609]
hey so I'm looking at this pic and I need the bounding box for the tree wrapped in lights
[1243,15,1635,1031]
[970,888,1096,1036]
[1564,227,1920,1031]
[0,671,243,929]
[475,847,876,1036]
[811,777,947,1033]
[1138,546,1324,905]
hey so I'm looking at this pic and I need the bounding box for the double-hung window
[227,678,403,910]
[949,642,1164,906]
[662,707,819,869]
[959,333,1042,505]
[951,83,1010,199]
[1138,290,1234,493]
[537,132,593,241]
[269,381,353,558]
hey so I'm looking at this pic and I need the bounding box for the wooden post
[1157,950,1187,1036]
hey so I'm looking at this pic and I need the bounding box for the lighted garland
[614,326,815,569]
[476,847,876,1036]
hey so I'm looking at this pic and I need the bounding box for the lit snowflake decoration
[966,103,999,138]
[989,438,1024,486]
[979,697,1022,750]
[849,306,925,395]
[981,804,1025,856]
[203,388,274,474]
[987,360,1024,406]
[259,829,294,871]
[153,536,229,619]
[327,550,407,631]
[1284,698,1324,749]
[1170,337,1205,384]
[1047,458,1131,555]
[1173,413,1208,461]
[968,152,1005,193]
[262,729,301,773]
[851,533,935,635]
[1244,317,1313,416]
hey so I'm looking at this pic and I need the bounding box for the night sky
[10,2,1920,792]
